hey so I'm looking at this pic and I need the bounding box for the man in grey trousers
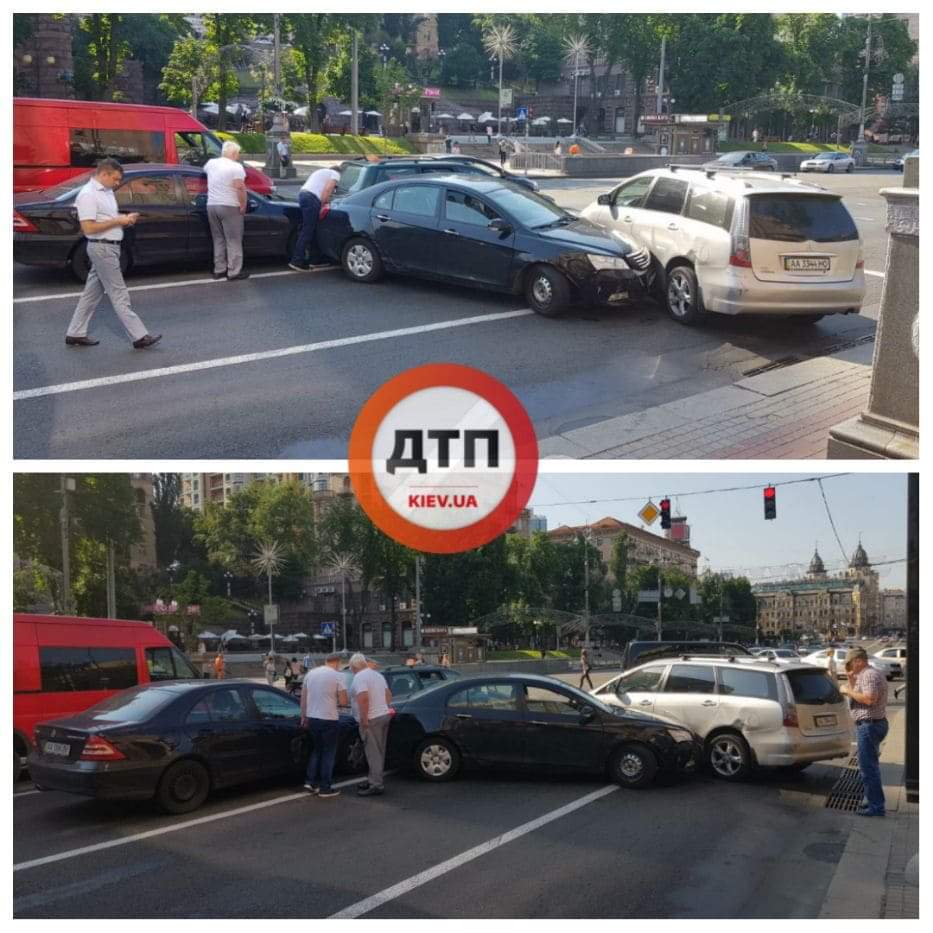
[348,653,392,797]
[65,158,161,349]
[204,139,249,280]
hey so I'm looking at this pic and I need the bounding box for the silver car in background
[799,152,855,173]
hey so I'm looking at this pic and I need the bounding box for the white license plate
[43,741,71,757]
[815,714,838,728]
[784,256,830,273]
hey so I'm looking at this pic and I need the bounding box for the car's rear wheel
[846,163,854,173]
[156,759,211,814]
[827,164,835,174]
[706,731,752,781]
[610,743,658,788]
[414,737,460,782]
[525,264,570,317]
[341,237,383,283]
[342,735,366,773]
[665,264,704,325]
[69,239,131,284]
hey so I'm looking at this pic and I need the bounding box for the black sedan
[386,674,701,788]
[28,680,362,814]
[317,175,653,317]
[13,164,302,282]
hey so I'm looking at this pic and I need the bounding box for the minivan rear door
[746,193,860,284]
[782,668,851,738]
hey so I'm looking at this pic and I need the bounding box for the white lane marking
[14,790,42,798]
[13,772,377,873]
[329,783,619,919]
[864,270,885,279]
[13,267,337,305]
[13,309,535,401]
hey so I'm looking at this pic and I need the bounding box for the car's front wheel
[665,264,704,325]
[827,164,835,174]
[610,743,658,788]
[156,759,211,814]
[341,237,383,283]
[414,737,461,782]
[706,731,752,781]
[525,264,570,317]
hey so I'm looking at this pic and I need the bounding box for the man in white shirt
[65,158,161,349]
[348,653,393,796]
[288,166,340,271]
[204,140,249,280]
[299,652,348,798]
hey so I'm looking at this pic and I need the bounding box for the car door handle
[376,214,390,222]
[622,216,633,223]
[455,713,472,719]
[667,222,679,231]
[443,228,460,236]
[702,700,716,706]
[638,700,652,706]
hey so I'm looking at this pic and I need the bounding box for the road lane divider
[328,783,619,919]
[13,309,535,402]
[13,772,382,873]
[13,266,337,305]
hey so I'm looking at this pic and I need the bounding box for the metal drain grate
[742,356,801,378]
[825,755,864,811]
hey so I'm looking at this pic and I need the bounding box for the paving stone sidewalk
[539,341,874,460]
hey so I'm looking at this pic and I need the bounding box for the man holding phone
[65,158,161,349]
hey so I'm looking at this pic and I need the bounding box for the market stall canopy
[532,116,552,125]
[457,112,474,120]
[436,113,455,120]
[197,631,220,639]
[365,110,382,116]
[556,117,573,124]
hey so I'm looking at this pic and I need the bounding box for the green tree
[202,13,260,129]
[441,42,488,88]
[76,14,129,101]
[159,36,223,110]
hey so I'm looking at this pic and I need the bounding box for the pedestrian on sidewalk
[300,652,348,798]
[289,166,340,271]
[348,653,392,797]
[840,648,889,817]
[498,137,508,168]
[213,650,225,680]
[825,647,838,679]
[302,651,313,673]
[452,141,461,155]
[205,139,250,281]
[579,647,594,690]
[263,653,277,686]
[64,158,161,350]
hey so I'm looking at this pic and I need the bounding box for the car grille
[626,246,651,272]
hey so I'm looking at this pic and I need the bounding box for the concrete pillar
[828,157,919,458]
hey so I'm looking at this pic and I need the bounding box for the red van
[13,97,274,195]
[13,613,202,783]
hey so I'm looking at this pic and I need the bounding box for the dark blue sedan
[28,680,362,814]
[13,164,302,282]
[317,175,653,317]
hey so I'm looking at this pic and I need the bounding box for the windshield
[337,163,367,195]
[490,186,569,228]
[82,686,177,723]
[814,153,835,160]
[716,152,746,164]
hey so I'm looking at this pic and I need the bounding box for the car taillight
[856,257,864,269]
[729,247,753,268]
[13,210,38,233]
[729,199,752,267]
[80,735,126,761]
[782,705,799,729]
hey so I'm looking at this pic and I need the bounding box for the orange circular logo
[349,364,538,553]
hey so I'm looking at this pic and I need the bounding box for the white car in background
[752,648,800,664]
[591,656,852,780]
[799,152,855,173]
[802,647,901,680]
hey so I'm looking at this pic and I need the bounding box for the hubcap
[346,244,373,278]
[668,271,693,317]
[532,275,553,306]
[710,738,744,777]
[173,771,198,801]
[618,752,645,779]
[420,744,452,777]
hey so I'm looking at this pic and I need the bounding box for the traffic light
[764,485,777,520]
[660,497,671,529]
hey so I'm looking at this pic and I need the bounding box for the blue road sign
[516,106,528,121]
[320,621,336,636]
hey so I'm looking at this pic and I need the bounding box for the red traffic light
[764,485,777,519]
[659,497,671,529]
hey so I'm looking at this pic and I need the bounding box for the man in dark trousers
[579,647,594,690]
[65,158,161,349]
[498,137,508,168]
[289,166,339,271]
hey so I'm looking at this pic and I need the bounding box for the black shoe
[212,272,226,280]
[357,785,384,797]
[288,261,310,272]
[65,336,100,347]
[133,334,162,349]
[227,271,250,281]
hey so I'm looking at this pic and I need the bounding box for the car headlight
[667,728,694,743]
[587,253,629,271]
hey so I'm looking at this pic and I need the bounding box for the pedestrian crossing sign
[638,501,660,525]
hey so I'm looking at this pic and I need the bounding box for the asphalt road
[13,171,895,459]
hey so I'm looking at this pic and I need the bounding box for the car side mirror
[597,192,612,206]
[579,705,597,723]
[488,217,511,234]
[247,198,259,213]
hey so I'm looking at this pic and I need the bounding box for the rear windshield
[35,172,95,202]
[748,195,858,243]
[785,669,842,705]
[337,163,367,195]
[82,686,177,722]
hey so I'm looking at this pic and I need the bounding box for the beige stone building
[180,473,310,511]
[128,473,157,570]
[547,516,700,580]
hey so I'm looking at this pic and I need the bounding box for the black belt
[856,717,887,723]
[88,238,121,245]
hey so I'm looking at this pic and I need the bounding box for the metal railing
[509,151,565,173]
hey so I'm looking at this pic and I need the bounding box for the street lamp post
[414,555,424,651]
[224,570,233,598]
[340,572,348,652]
[582,528,595,648]
[858,15,874,141]
[379,43,390,70]
[59,475,75,614]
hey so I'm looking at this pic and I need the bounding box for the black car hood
[534,217,633,256]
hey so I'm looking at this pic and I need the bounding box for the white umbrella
[532,116,552,125]
[221,629,246,641]
[293,105,310,117]
[556,118,572,124]
[292,632,308,638]
[365,110,382,117]
[338,109,353,116]
[478,111,495,122]
[250,633,270,640]
[436,113,455,120]
[197,631,219,639]
[457,112,474,121]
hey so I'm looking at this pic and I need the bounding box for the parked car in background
[14,613,201,785]
[318,175,653,317]
[14,164,302,282]
[703,150,779,172]
[28,680,363,814]
[387,674,701,788]
[582,167,865,325]
[799,152,855,173]
[801,647,901,680]
[592,656,852,780]
[13,96,274,194]
[874,646,907,663]
[893,149,919,171]
[752,648,800,664]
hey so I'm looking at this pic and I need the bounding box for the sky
[528,472,909,589]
